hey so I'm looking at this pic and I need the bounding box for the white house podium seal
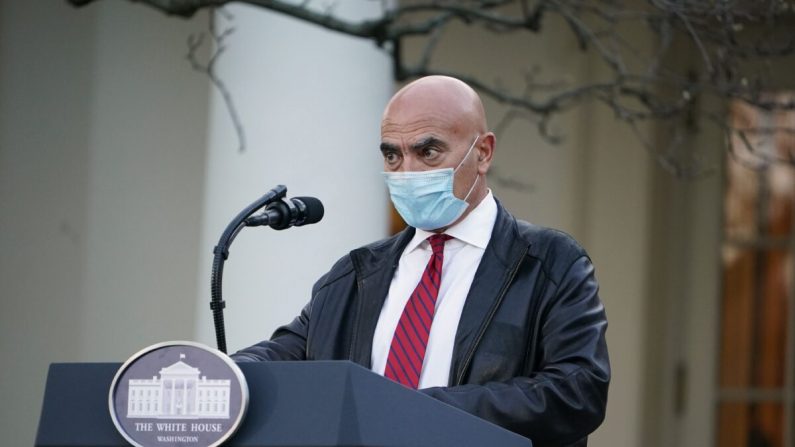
[109,341,249,447]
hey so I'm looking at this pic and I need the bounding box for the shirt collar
[404,190,497,254]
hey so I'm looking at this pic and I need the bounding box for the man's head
[380,76,496,231]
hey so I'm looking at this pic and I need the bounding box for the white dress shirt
[371,191,498,388]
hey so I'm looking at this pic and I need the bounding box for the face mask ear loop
[454,135,480,173]
[462,173,479,202]
[456,134,481,202]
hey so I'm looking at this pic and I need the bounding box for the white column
[181,378,188,416]
[193,3,393,350]
[170,379,176,416]
[194,380,200,417]
[159,380,165,415]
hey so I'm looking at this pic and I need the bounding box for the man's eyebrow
[380,142,400,153]
[379,137,448,154]
[411,136,447,151]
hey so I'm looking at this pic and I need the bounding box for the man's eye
[422,148,440,159]
[384,152,400,164]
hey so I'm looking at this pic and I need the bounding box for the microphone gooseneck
[210,185,324,353]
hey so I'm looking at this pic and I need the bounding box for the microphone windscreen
[295,196,324,224]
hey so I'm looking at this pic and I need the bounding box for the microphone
[244,196,324,230]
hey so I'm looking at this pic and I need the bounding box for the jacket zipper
[453,245,528,386]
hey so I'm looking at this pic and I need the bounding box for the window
[718,95,795,447]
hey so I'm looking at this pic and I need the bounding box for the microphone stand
[210,184,287,354]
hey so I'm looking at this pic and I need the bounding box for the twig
[187,10,246,152]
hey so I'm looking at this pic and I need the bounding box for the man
[233,76,610,446]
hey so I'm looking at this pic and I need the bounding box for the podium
[36,360,531,446]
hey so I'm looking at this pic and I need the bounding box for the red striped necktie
[384,233,452,388]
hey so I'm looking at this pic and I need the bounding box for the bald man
[234,76,610,447]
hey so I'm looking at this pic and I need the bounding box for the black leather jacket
[233,201,610,446]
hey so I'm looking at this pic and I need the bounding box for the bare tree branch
[187,9,246,152]
[67,0,795,174]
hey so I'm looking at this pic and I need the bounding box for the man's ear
[477,132,496,174]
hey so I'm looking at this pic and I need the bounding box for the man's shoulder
[356,230,410,253]
[499,208,590,282]
[318,230,411,286]
[514,219,587,259]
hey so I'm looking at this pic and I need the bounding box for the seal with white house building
[109,341,248,447]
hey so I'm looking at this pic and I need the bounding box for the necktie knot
[428,234,452,255]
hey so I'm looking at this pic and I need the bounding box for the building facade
[127,355,231,419]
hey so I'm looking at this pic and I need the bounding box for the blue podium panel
[37,361,531,447]
[36,363,126,446]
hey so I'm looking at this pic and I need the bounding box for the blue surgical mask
[383,135,480,231]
